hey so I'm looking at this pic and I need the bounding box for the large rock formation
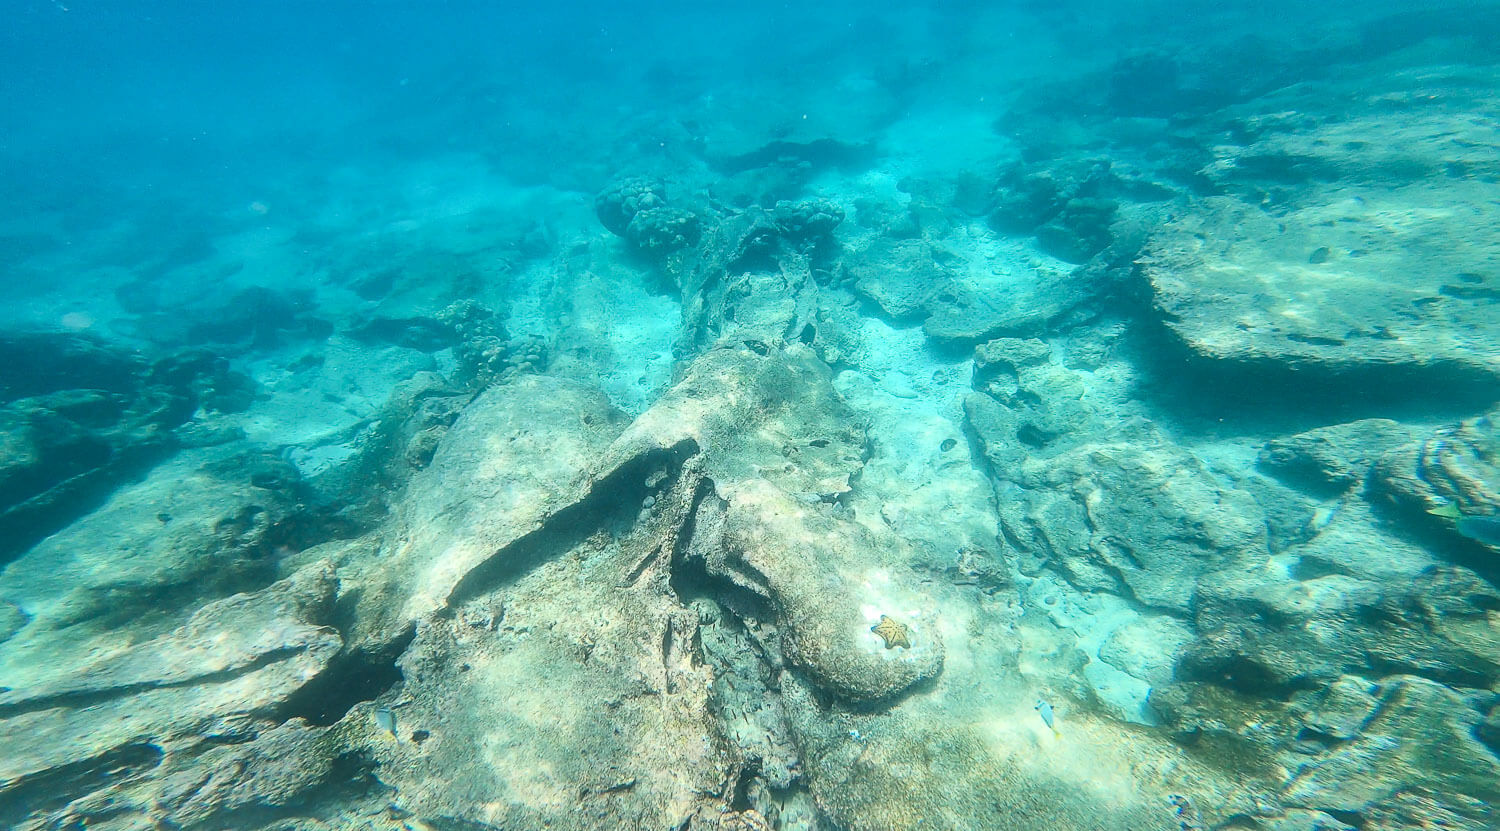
[1141,67,1500,382]
[0,564,344,829]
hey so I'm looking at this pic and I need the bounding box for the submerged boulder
[1372,409,1500,556]
[595,176,668,237]
[1143,193,1500,378]
[0,563,343,829]
[1259,418,1417,490]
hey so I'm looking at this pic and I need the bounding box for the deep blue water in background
[2,2,872,199]
[0,0,1343,232]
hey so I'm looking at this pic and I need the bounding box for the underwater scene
[3,1,1500,829]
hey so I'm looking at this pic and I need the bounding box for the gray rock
[375,557,725,831]
[1284,500,1436,581]
[1034,196,1117,263]
[781,675,1178,831]
[698,605,799,789]
[0,599,26,644]
[0,445,305,659]
[146,719,341,829]
[1260,419,1417,489]
[921,268,1085,347]
[852,194,920,239]
[1182,566,1500,694]
[1255,809,1357,831]
[290,369,474,522]
[0,340,251,562]
[1148,679,1304,775]
[967,338,1105,467]
[774,197,845,243]
[1362,790,1495,831]
[1294,675,1379,742]
[973,336,1054,378]
[626,205,701,255]
[1201,69,1500,193]
[1143,192,1500,376]
[847,238,1088,347]
[848,238,946,320]
[598,345,941,702]
[1098,615,1195,687]
[673,208,822,355]
[1372,409,1500,553]
[595,176,667,237]
[1282,677,1500,816]
[1144,66,1500,381]
[0,563,342,829]
[988,157,1114,234]
[685,479,943,703]
[345,374,630,648]
[983,429,1266,614]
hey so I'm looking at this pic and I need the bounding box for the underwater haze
[3,1,1500,829]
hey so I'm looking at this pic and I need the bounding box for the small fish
[1034,699,1059,736]
[374,707,398,740]
[1456,515,1500,547]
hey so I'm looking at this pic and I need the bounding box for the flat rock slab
[1148,69,1500,378]
[0,446,303,670]
[0,563,341,828]
[1145,190,1500,375]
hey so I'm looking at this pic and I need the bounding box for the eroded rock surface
[0,563,342,829]
[348,374,630,647]
[1142,67,1500,380]
[0,446,305,669]
[1372,409,1500,556]
[975,418,1267,614]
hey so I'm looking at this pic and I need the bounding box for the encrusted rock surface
[0,563,343,829]
[0,446,305,667]
[1372,408,1500,554]
[346,374,630,648]
[1282,676,1500,819]
[1260,418,1418,489]
[0,335,252,561]
[1144,193,1500,375]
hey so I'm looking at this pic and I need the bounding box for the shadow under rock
[444,441,697,608]
[278,624,416,727]
[1125,318,1500,438]
[715,138,877,177]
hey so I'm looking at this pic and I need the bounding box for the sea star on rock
[870,614,912,649]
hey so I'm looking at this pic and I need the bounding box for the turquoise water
[2,2,1500,829]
